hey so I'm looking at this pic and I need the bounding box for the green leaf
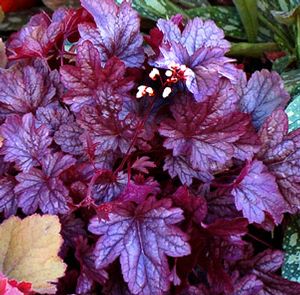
[272,5,300,25]
[187,6,246,40]
[286,93,300,131]
[282,69,300,96]
[282,217,300,282]
[257,0,294,48]
[172,0,209,8]
[272,54,296,72]
[233,0,258,42]
[278,0,300,11]
[115,0,186,21]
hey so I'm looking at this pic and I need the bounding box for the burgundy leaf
[258,109,300,213]
[60,214,87,249]
[7,8,88,60]
[79,0,144,67]
[78,105,138,156]
[255,272,300,295]
[117,176,160,204]
[60,41,134,112]
[159,94,250,173]
[231,160,289,224]
[171,186,207,226]
[6,13,50,59]
[15,152,76,214]
[205,190,240,223]
[204,217,248,240]
[239,70,290,129]
[88,197,191,295]
[75,237,108,294]
[0,113,52,172]
[102,263,132,295]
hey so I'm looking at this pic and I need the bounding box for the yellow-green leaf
[0,214,66,294]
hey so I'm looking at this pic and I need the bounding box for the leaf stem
[228,42,279,58]
[114,96,157,175]
[257,12,294,52]
[247,232,273,248]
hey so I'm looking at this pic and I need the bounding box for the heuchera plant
[1,0,300,294]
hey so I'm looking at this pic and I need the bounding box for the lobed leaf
[0,215,66,294]
[89,197,191,295]
[0,113,52,172]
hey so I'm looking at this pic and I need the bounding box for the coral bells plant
[1,0,300,294]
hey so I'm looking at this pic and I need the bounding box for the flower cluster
[0,0,299,294]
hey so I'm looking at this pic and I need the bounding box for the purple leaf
[54,122,84,155]
[153,18,234,101]
[79,0,144,67]
[164,155,213,185]
[252,249,284,273]
[75,237,108,294]
[159,94,250,173]
[231,160,289,224]
[15,152,76,214]
[0,113,52,172]
[36,103,73,134]
[242,249,300,294]
[233,275,263,295]
[0,156,11,177]
[258,109,300,213]
[239,70,290,129]
[0,62,60,117]
[61,41,134,112]
[91,171,127,203]
[0,176,19,218]
[88,197,191,295]
[157,17,230,55]
[233,125,261,161]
